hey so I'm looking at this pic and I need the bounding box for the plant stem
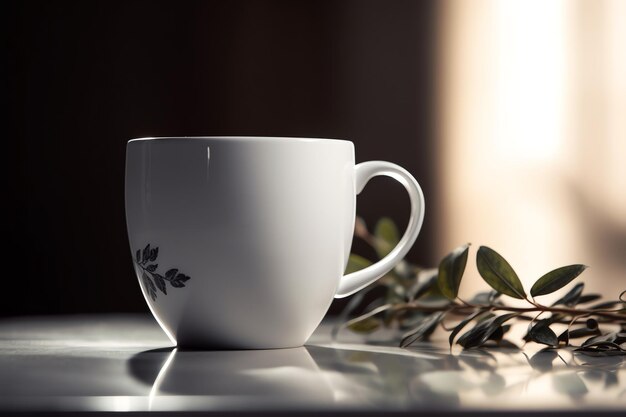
[392,302,625,321]
[136,261,160,281]
[136,262,150,274]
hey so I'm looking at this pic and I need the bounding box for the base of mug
[173,342,306,351]
[174,335,308,350]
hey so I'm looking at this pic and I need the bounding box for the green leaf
[530,265,588,297]
[347,317,381,333]
[575,334,626,356]
[488,325,511,343]
[374,217,400,258]
[574,348,626,357]
[528,319,558,347]
[558,327,600,343]
[551,282,584,307]
[476,246,526,299]
[449,309,487,347]
[345,254,373,274]
[437,243,470,300]
[575,337,626,357]
[457,313,518,349]
[576,294,602,304]
[409,270,438,301]
[589,300,624,310]
[583,332,626,347]
[579,341,625,351]
[400,312,445,347]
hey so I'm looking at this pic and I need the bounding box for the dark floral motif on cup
[135,244,191,301]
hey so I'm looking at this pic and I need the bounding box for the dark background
[5,0,439,316]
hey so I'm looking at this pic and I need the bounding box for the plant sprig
[336,217,626,356]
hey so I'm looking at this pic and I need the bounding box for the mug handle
[335,161,425,298]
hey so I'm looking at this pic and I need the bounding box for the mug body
[125,137,355,348]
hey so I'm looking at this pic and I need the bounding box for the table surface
[0,314,624,414]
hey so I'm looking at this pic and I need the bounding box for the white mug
[125,137,425,348]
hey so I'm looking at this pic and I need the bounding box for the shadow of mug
[127,346,335,410]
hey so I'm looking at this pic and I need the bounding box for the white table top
[0,314,624,415]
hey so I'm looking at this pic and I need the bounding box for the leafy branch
[135,244,191,301]
[336,217,626,356]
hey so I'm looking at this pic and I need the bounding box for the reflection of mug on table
[128,347,335,410]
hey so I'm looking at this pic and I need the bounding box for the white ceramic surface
[125,137,425,348]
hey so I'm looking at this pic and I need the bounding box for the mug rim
[128,136,352,144]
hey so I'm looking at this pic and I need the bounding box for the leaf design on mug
[153,274,167,295]
[135,245,191,300]
[165,269,178,281]
[171,273,191,288]
[142,244,151,265]
[142,272,157,301]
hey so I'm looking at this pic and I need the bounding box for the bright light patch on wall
[603,0,626,218]
[438,0,626,298]
[492,0,566,161]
